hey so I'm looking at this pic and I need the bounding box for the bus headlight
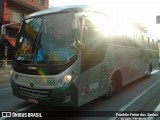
[58,70,78,87]
[64,75,72,82]
[61,74,73,85]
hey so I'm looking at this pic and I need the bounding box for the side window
[148,37,150,48]
[83,24,104,52]
[155,41,158,50]
[152,39,155,49]
[141,35,144,45]
[81,18,106,72]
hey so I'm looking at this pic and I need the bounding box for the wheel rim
[107,80,114,96]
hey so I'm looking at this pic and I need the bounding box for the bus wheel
[106,79,115,98]
[146,63,152,77]
[101,71,122,99]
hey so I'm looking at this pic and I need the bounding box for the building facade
[1,0,48,24]
[0,0,49,60]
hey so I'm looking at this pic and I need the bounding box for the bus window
[148,37,150,48]
[155,41,158,50]
[152,39,155,49]
[141,35,144,47]
[81,19,106,72]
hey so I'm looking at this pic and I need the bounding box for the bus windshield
[15,12,77,65]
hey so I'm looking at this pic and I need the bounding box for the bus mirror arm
[77,40,82,52]
[78,40,82,46]
[1,34,5,44]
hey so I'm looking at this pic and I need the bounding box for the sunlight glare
[50,0,160,37]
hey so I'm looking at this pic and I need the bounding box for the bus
[10,5,159,107]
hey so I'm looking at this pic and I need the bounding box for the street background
[0,63,12,83]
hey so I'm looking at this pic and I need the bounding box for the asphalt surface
[1,66,160,120]
[0,65,12,83]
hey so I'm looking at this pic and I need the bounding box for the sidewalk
[0,65,12,81]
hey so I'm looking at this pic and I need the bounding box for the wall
[0,0,3,24]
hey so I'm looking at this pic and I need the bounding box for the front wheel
[105,79,115,98]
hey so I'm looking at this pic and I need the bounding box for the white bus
[10,5,159,107]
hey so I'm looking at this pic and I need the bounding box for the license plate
[28,98,39,104]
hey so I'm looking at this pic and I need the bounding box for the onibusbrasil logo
[2,112,42,118]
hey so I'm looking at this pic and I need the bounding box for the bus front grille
[18,85,52,98]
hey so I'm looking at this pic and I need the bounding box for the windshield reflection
[15,13,78,65]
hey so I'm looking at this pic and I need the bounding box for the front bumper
[10,77,78,107]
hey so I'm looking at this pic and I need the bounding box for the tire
[146,63,152,78]
[102,71,122,99]
[106,79,115,98]
[105,78,121,98]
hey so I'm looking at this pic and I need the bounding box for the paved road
[0,67,160,120]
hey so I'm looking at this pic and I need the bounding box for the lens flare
[37,68,47,83]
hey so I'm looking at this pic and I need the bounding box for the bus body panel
[78,58,107,106]
[9,5,159,107]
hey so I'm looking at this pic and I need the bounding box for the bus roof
[25,5,91,19]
